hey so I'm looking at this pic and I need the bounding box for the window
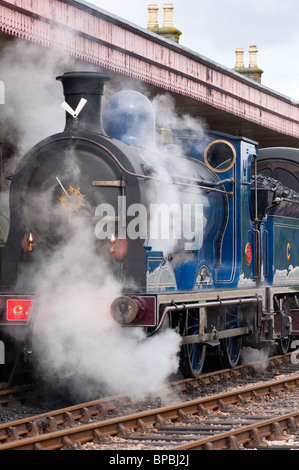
[204,140,236,173]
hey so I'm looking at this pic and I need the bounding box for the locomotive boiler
[1,71,299,382]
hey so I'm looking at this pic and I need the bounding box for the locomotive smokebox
[56,71,110,134]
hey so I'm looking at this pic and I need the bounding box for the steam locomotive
[1,71,299,382]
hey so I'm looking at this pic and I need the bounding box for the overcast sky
[87,0,299,102]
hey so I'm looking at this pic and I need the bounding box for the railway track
[0,353,298,450]
[0,384,33,407]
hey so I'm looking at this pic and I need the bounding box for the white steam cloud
[152,93,206,140]
[0,42,69,154]
[0,41,74,218]
[145,93,208,256]
[31,216,181,401]
[240,346,269,371]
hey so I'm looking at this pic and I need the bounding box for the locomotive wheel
[277,299,291,354]
[220,306,242,368]
[277,336,291,355]
[181,309,206,378]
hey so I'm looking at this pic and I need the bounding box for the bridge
[0,0,299,148]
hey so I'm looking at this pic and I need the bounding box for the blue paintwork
[144,130,259,293]
[261,202,299,285]
[104,89,298,295]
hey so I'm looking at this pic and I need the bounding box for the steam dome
[103,90,156,150]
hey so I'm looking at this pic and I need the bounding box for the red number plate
[6,299,34,321]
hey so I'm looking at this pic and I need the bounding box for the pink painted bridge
[0,0,298,147]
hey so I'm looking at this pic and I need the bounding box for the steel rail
[0,384,33,406]
[0,353,292,437]
[0,372,298,450]
[173,410,299,450]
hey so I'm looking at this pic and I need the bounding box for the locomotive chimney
[56,71,110,133]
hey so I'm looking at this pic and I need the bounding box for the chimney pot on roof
[163,3,174,28]
[147,4,159,29]
[249,45,258,68]
[147,3,182,43]
[232,45,263,83]
[235,48,244,68]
